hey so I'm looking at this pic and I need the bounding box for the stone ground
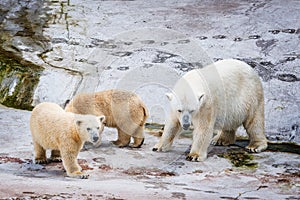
[0,0,300,199]
[0,107,299,199]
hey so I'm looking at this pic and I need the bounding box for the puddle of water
[235,140,300,154]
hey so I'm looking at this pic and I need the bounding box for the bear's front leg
[186,125,214,162]
[60,149,89,179]
[152,118,181,152]
[33,142,47,164]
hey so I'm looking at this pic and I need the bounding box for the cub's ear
[98,115,106,123]
[166,93,173,101]
[198,93,204,102]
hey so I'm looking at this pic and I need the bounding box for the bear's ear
[98,115,106,123]
[166,93,173,101]
[198,93,204,102]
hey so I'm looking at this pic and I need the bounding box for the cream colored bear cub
[65,89,148,148]
[153,59,268,161]
[30,102,105,179]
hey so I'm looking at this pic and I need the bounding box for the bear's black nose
[182,124,190,130]
[93,136,99,142]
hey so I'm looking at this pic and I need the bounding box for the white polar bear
[153,59,268,161]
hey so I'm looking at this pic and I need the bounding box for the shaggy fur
[30,102,105,178]
[65,89,148,148]
[153,59,268,161]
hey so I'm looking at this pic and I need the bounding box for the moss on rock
[0,49,43,110]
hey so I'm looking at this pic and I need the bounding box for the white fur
[153,59,268,161]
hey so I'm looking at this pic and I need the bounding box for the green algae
[218,150,258,168]
[0,49,43,110]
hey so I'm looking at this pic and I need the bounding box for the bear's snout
[92,135,99,142]
[182,123,190,130]
[181,114,191,130]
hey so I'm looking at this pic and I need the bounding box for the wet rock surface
[0,0,300,199]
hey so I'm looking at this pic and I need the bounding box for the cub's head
[166,92,204,130]
[76,115,106,146]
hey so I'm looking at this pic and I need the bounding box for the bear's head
[166,92,204,130]
[75,115,106,145]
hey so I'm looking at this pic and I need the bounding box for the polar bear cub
[153,59,268,161]
[30,102,105,178]
[65,89,148,148]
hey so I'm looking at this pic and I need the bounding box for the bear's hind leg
[50,150,62,162]
[211,130,236,146]
[243,103,268,153]
[130,126,145,148]
[33,142,47,164]
[112,128,131,147]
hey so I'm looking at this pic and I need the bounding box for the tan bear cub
[153,59,268,161]
[30,102,105,179]
[65,89,148,148]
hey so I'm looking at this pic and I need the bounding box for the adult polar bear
[153,59,268,161]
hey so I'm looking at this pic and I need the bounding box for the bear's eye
[190,110,195,113]
[87,128,91,131]
[177,109,182,113]
[97,127,100,130]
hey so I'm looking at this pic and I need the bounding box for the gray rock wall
[0,0,299,143]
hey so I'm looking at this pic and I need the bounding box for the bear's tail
[140,104,149,127]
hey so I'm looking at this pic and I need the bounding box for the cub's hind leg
[212,130,236,146]
[130,126,145,148]
[112,128,131,147]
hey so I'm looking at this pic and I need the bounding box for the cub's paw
[34,158,48,164]
[186,153,206,162]
[69,171,89,179]
[211,132,235,146]
[246,141,268,153]
[130,138,144,148]
[111,140,129,148]
[79,174,89,179]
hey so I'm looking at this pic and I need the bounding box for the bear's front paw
[152,147,160,151]
[152,143,163,152]
[152,142,172,152]
[68,171,89,179]
[79,174,89,179]
[186,153,206,162]
[34,158,48,164]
